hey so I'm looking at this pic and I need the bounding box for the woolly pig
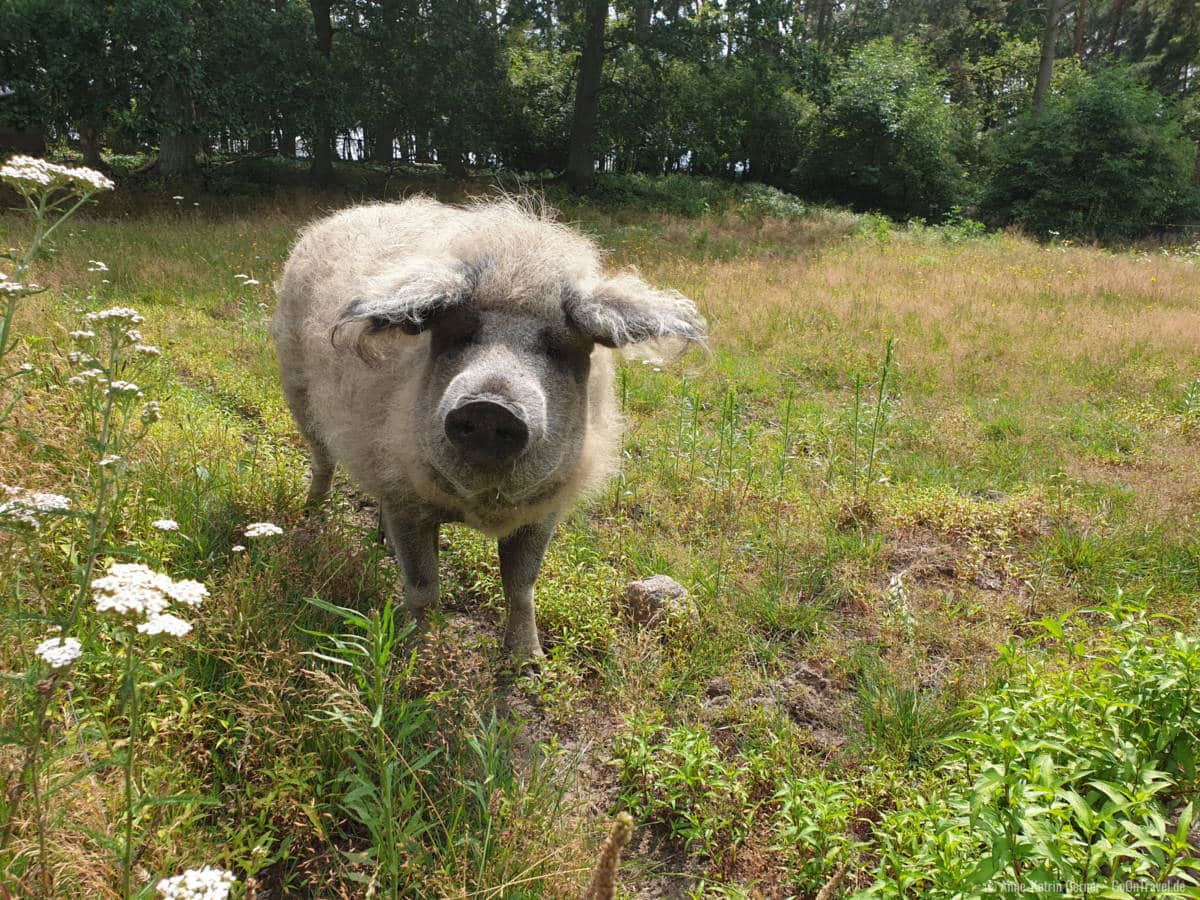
[271,198,706,658]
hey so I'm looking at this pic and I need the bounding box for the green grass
[1,166,1199,896]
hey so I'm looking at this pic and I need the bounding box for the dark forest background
[1,0,1198,238]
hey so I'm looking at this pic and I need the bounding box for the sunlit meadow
[1,161,1198,897]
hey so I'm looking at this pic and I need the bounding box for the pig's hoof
[502,628,544,665]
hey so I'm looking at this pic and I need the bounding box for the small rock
[624,575,693,628]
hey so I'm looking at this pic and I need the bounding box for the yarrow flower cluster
[141,401,162,424]
[84,306,145,327]
[151,518,180,531]
[0,484,71,530]
[67,367,107,386]
[244,521,283,539]
[86,260,109,272]
[106,380,143,399]
[0,155,115,193]
[155,866,237,900]
[92,562,208,638]
[34,635,82,669]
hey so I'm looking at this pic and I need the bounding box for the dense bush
[981,68,1199,240]
[794,39,967,219]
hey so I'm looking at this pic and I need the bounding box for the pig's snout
[444,398,530,467]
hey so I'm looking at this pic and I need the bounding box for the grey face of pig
[337,257,705,509]
[420,306,594,504]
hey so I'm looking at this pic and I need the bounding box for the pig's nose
[445,400,530,466]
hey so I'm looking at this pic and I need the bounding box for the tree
[566,0,608,192]
[983,67,1198,238]
[795,39,967,218]
[1034,0,1069,114]
[309,0,336,182]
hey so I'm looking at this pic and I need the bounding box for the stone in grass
[624,575,695,628]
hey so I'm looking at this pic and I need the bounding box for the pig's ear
[337,258,470,335]
[565,273,707,350]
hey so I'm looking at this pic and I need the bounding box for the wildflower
[0,282,25,294]
[35,635,82,669]
[19,363,33,373]
[106,381,143,398]
[151,519,180,532]
[124,329,142,343]
[86,260,109,272]
[98,454,122,467]
[93,563,174,619]
[165,579,208,608]
[0,486,71,530]
[155,866,236,900]
[68,329,95,341]
[137,613,193,638]
[0,155,114,193]
[230,545,245,553]
[242,279,261,286]
[135,344,161,357]
[244,522,283,539]
[84,306,144,326]
[234,274,249,280]
[68,367,107,386]
[171,195,184,201]
[141,401,162,424]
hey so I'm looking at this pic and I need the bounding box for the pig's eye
[435,316,480,353]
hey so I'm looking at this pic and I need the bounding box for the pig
[271,197,706,659]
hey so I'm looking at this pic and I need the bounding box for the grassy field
[2,168,1199,897]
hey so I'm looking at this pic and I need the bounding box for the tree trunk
[634,0,651,31]
[372,117,396,163]
[77,119,103,169]
[1073,0,1086,56]
[1034,0,1066,115]
[566,0,607,193]
[278,121,297,157]
[158,77,200,176]
[309,0,336,183]
[440,146,467,178]
[1105,0,1128,51]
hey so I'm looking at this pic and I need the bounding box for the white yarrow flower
[106,380,142,398]
[86,260,109,272]
[98,454,122,467]
[69,329,95,341]
[141,401,162,424]
[152,519,180,532]
[35,635,82,669]
[137,613,193,638]
[0,156,113,192]
[230,544,245,553]
[156,866,236,900]
[135,344,161,356]
[244,522,283,538]
[242,279,260,286]
[84,306,144,326]
[165,579,208,608]
[0,485,71,529]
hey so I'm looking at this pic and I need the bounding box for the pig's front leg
[498,518,555,660]
[379,500,440,627]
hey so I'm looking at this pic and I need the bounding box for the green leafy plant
[304,595,437,895]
